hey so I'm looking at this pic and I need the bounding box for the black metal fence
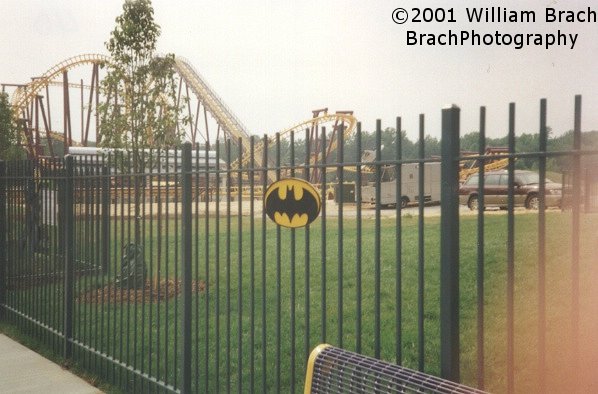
[1,96,597,393]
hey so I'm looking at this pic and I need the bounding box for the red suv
[459,170,562,210]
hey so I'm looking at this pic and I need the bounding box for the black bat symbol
[265,180,320,228]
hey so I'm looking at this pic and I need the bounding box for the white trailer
[361,162,441,208]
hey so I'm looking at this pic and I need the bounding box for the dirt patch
[77,279,205,304]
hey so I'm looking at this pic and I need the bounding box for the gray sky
[1,0,597,142]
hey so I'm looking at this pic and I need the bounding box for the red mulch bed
[77,279,206,304]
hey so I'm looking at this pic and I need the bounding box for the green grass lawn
[5,210,597,393]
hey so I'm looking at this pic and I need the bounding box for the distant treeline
[215,128,598,174]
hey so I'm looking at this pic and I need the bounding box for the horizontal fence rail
[0,95,597,393]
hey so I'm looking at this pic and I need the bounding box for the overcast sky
[1,0,597,142]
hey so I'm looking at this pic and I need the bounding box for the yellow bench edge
[304,344,331,394]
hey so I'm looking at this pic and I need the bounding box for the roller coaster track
[238,113,356,167]
[171,58,358,169]
[11,54,110,116]
[11,54,357,177]
[459,157,509,181]
[172,56,252,150]
[12,54,255,155]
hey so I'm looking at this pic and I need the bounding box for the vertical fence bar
[225,139,232,393]
[417,114,425,372]
[23,160,30,338]
[23,160,28,330]
[304,128,311,361]
[249,136,255,394]
[82,155,90,368]
[181,143,193,394]
[2,161,7,320]
[355,123,362,355]
[113,152,120,383]
[5,161,10,322]
[275,132,281,393]
[337,124,344,350]
[571,94,581,373]
[101,164,109,273]
[174,150,180,390]
[14,160,20,325]
[395,117,402,365]
[506,103,516,394]
[215,141,221,393]
[477,106,486,390]
[45,161,51,347]
[261,134,268,392]
[64,155,74,359]
[164,150,170,389]
[94,157,100,372]
[237,137,243,394]
[31,159,38,342]
[9,160,14,323]
[27,161,35,337]
[153,152,161,385]
[148,151,154,387]
[137,150,145,392]
[19,160,24,334]
[0,160,5,317]
[10,160,14,321]
[123,152,130,388]
[193,145,200,392]
[123,153,130,389]
[320,128,327,344]
[51,161,57,352]
[290,130,296,393]
[23,161,30,331]
[374,120,382,359]
[440,105,460,382]
[45,160,50,344]
[203,142,210,394]
[537,99,547,393]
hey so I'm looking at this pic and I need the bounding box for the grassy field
[4,210,598,393]
[459,210,598,393]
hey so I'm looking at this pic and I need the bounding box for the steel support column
[63,155,74,359]
[101,164,110,274]
[180,143,193,393]
[440,105,460,382]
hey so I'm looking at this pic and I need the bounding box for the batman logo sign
[264,178,321,228]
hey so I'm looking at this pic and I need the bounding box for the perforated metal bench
[305,345,487,394]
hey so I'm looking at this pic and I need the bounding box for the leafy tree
[460,132,481,153]
[0,92,23,160]
[99,0,181,151]
[98,0,182,246]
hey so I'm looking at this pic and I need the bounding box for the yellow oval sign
[264,178,321,228]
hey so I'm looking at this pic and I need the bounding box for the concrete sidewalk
[0,334,103,393]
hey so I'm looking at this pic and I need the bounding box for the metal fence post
[181,142,192,394]
[440,105,460,382]
[0,160,6,318]
[64,155,74,359]
[101,164,110,274]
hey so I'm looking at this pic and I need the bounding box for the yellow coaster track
[172,56,253,150]
[11,54,110,117]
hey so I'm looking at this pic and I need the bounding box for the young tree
[98,0,182,260]
[99,0,180,151]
